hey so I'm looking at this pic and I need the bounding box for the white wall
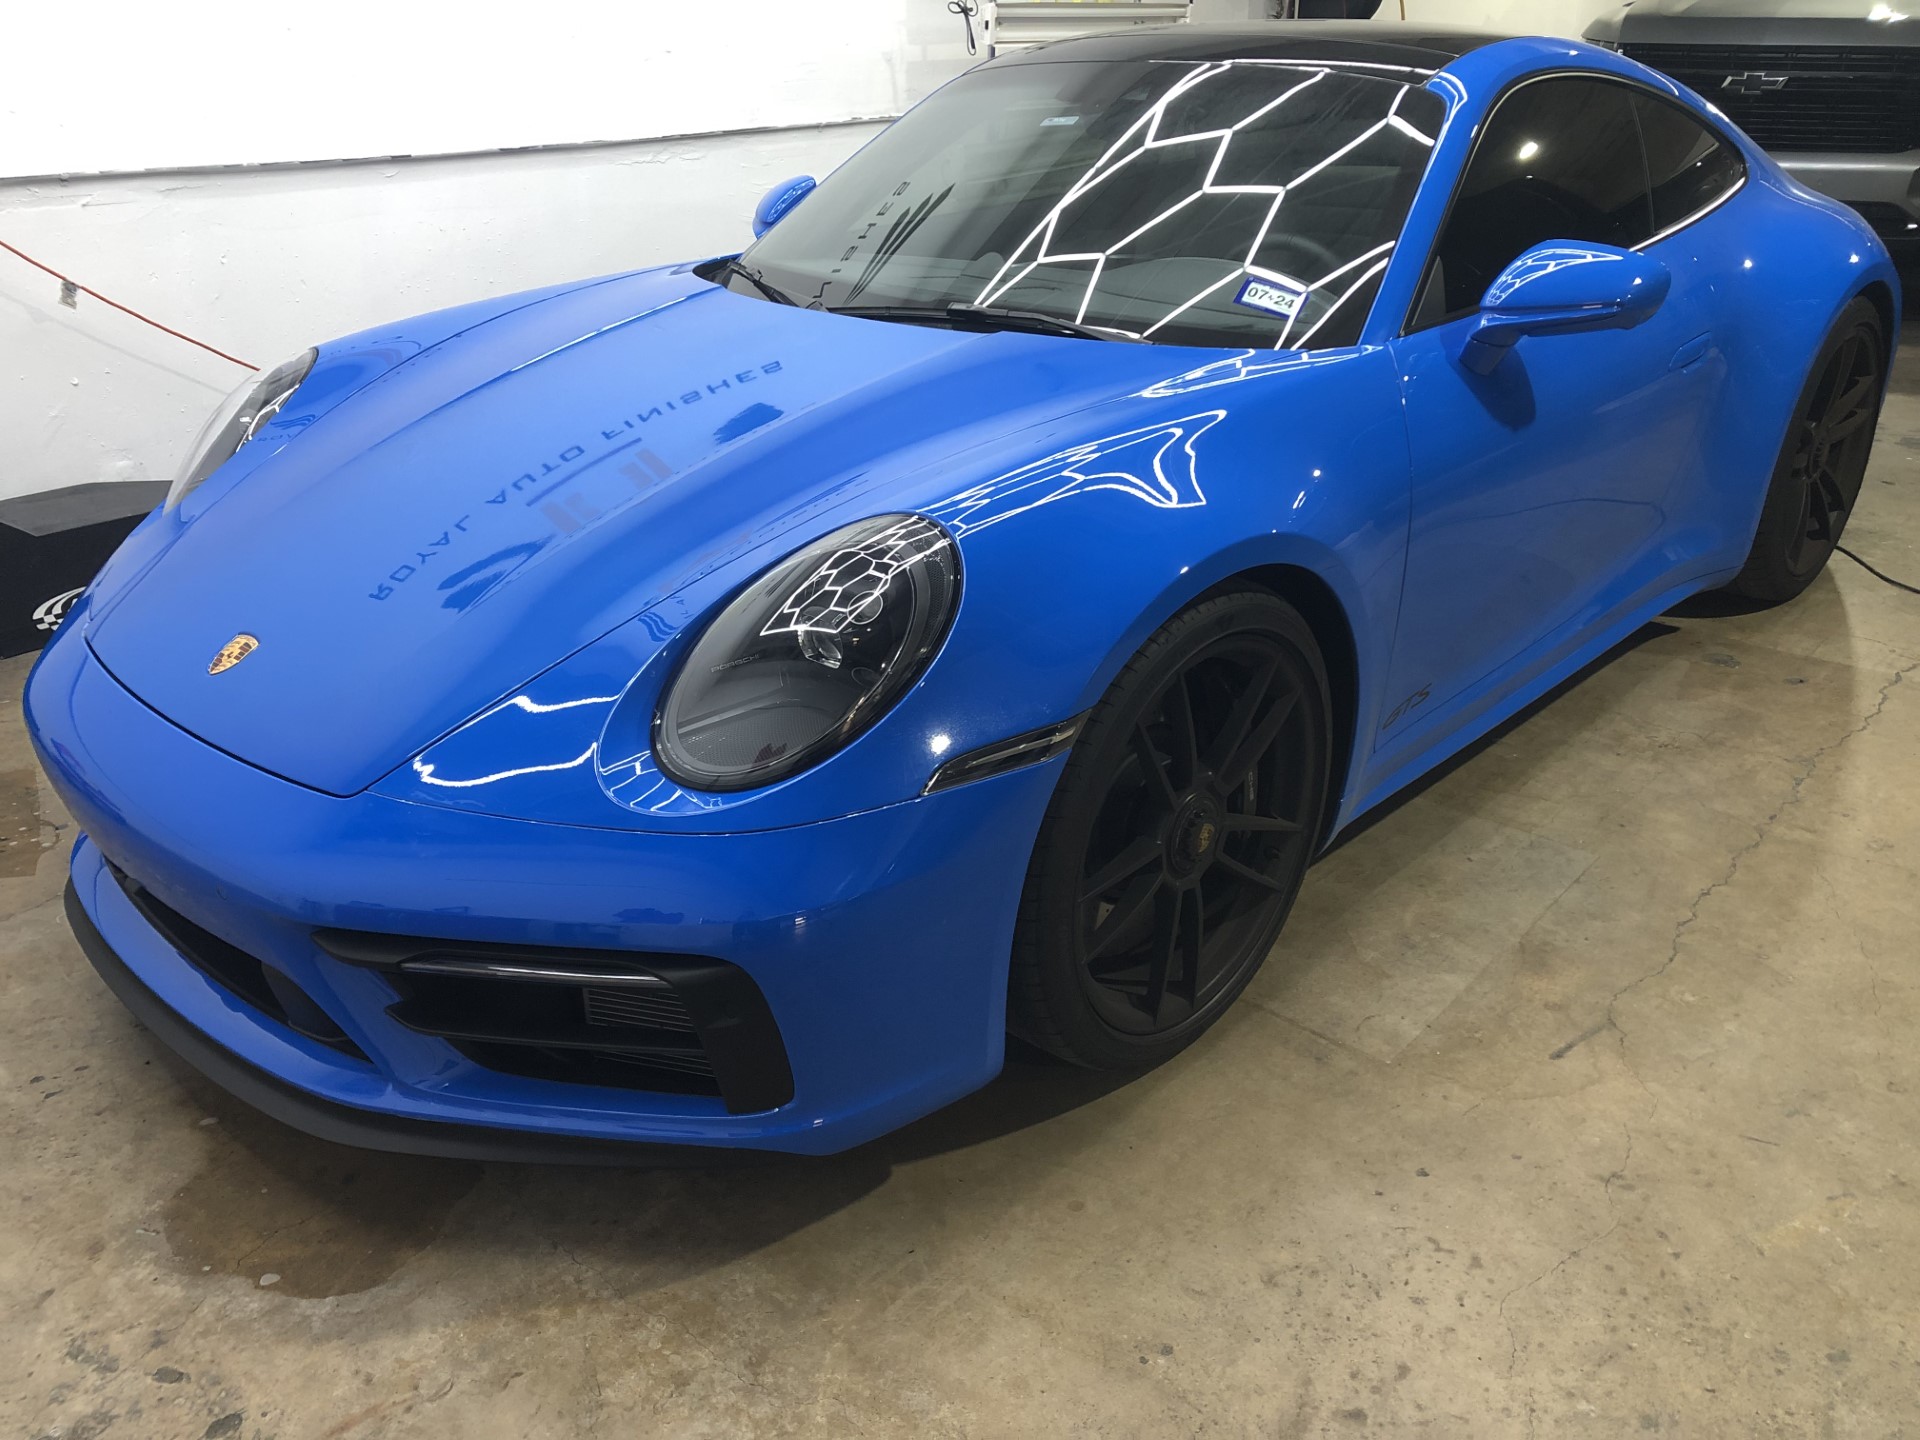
[1382,0,1602,39]
[0,1,973,503]
[0,125,887,502]
[1,1,960,176]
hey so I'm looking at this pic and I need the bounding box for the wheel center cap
[1168,796,1223,877]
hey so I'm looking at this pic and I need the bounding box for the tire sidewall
[1011,590,1332,1070]
[1731,297,1885,604]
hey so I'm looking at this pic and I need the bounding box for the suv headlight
[652,514,961,791]
[166,348,316,509]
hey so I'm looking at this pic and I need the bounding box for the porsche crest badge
[209,634,260,675]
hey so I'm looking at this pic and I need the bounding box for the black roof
[986,21,1514,72]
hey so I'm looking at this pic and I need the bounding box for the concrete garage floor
[6,326,1920,1440]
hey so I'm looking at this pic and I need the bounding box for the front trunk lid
[86,267,1175,795]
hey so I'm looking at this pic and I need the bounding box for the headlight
[653,514,961,791]
[166,349,316,509]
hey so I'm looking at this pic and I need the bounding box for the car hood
[87,266,1184,796]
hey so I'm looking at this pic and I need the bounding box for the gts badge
[1382,684,1431,733]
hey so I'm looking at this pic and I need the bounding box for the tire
[1008,591,1332,1071]
[1724,297,1886,605]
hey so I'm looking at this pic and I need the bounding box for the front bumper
[25,626,1063,1156]
[1778,150,1920,239]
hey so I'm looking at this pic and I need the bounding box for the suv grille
[1622,44,1920,154]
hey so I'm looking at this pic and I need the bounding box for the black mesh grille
[1622,44,1920,154]
[584,986,697,1033]
[377,969,721,1099]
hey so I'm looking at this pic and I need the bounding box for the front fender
[379,345,1413,835]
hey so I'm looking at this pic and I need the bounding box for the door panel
[1371,74,1734,765]
[1378,298,1712,758]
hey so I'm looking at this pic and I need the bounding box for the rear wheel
[1008,591,1330,1071]
[1724,298,1886,605]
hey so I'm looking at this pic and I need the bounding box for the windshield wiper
[716,257,799,307]
[831,302,1139,342]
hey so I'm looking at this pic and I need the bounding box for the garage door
[990,0,1192,55]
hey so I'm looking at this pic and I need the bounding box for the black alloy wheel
[1009,591,1330,1070]
[1727,297,1886,604]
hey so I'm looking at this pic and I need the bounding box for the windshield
[735,58,1446,350]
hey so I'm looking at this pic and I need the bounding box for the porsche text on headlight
[653,514,960,791]
[166,349,317,509]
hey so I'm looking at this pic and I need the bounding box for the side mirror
[752,175,817,238]
[1459,242,1672,375]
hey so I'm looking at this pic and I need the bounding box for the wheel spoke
[1179,887,1204,1001]
[1204,654,1280,774]
[1167,674,1200,789]
[1143,887,1180,1017]
[1805,471,1833,539]
[1219,689,1299,792]
[1087,874,1159,960]
[1813,342,1854,413]
[1131,721,1179,813]
[1786,482,1814,568]
[1221,812,1301,835]
[1825,398,1875,444]
[1080,834,1164,903]
[1816,467,1849,522]
[1215,851,1286,893]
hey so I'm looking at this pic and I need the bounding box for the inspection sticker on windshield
[1234,277,1307,319]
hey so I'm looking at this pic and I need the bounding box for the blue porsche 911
[26,23,1897,1158]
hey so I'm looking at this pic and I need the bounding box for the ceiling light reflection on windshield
[1517,140,1540,161]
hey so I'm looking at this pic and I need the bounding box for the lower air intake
[312,929,794,1114]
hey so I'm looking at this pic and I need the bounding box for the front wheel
[1008,591,1331,1071]
[1723,297,1886,605]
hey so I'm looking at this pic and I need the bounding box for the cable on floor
[1837,544,1920,597]
[0,238,256,369]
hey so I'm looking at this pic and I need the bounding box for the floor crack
[1499,1126,1634,1380]
[1598,660,1916,1062]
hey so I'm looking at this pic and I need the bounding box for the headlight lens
[166,348,316,509]
[653,514,961,791]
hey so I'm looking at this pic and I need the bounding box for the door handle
[1669,333,1712,372]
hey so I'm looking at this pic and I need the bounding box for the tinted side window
[1633,93,1744,234]
[1422,78,1652,322]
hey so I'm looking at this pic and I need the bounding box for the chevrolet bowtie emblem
[209,633,260,675]
[1723,72,1790,96]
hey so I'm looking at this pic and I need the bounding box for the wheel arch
[1857,277,1899,378]
[1194,562,1361,852]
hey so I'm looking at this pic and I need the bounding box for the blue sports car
[25,24,1897,1158]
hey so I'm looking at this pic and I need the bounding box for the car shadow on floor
[145,615,1709,1299]
[153,1034,1141,1298]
